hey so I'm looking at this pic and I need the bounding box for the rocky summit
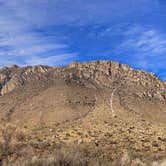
[0,60,166,166]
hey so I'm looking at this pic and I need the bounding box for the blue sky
[0,0,166,81]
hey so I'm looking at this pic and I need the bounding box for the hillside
[0,60,166,165]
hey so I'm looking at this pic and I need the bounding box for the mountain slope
[0,60,166,165]
[0,61,165,125]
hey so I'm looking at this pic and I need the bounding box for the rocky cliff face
[0,65,51,95]
[0,65,19,95]
[68,61,166,100]
[0,61,165,101]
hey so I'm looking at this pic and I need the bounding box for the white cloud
[122,28,166,56]
[0,1,77,66]
[0,32,67,56]
[118,26,166,75]
[24,53,77,66]
[1,0,160,26]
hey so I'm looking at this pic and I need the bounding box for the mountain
[0,61,165,124]
[0,60,166,165]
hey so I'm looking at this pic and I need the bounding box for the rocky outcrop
[0,61,165,101]
[0,66,18,95]
[68,61,166,100]
[0,65,51,95]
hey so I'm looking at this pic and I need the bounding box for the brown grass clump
[12,144,89,166]
[0,123,16,166]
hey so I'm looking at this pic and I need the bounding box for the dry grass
[14,144,112,166]
[0,123,16,166]
[0,122,166,166]
[0,138,166,166]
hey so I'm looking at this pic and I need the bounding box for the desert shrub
[15,144,100,166]
[152,160,166,166]
[120,151,131,166]
[15,130,26,142]
[0,124,16,166]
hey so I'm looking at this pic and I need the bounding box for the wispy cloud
[1,0,160,26]
[0,1,79,66]
[122,28,166,55]
[25,53,76,66]
[118,25,166,80]
[0,28,75,66]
